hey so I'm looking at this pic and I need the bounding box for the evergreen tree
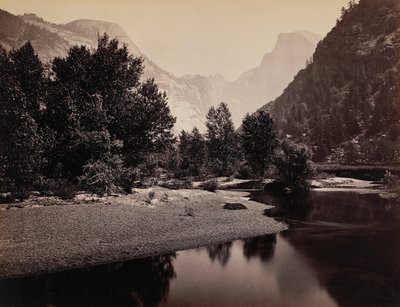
[10,41,44,120]
[205,102,237,176]
[0,47,43,195]
[241,111,278,176]
[274,141,313,192]
[177,127,206,177]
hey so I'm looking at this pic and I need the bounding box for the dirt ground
[0,187,286,280]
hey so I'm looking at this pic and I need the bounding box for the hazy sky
[1,0,349,80]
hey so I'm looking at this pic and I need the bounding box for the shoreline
[0,188,286,280]
[0,177,392,280]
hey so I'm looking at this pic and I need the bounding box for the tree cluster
[0,34,175,198]
[169,103,313,191]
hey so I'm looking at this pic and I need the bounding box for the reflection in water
[243,234,276,261]
[206,242,232,266]
[254,191,399,226]
[253,190,400,307]
[1,191,400,307]
[0,254,176,307]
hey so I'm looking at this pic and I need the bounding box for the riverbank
[0,188,286,280]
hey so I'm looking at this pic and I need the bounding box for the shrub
[235,163,253,179]
[274,141,314,192]
[53,180,77,200]
[117,167,137,194]
[35,177,76,199]
[80,155,129,197]
[183,205,194,217]
[11,189,30,201]
[148,190,155,200]
[382,171,400,189]
[158,178,192,190]
[201,179,218,192]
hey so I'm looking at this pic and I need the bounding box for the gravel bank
[0,188,286,280]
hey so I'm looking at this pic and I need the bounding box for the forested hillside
[262,0,400,162]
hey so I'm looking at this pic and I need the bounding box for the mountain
[0,9,226,132]
[0,9,321,133]
[260,0,400,163]
[222,31,322,125]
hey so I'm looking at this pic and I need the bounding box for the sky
[0,0,349,80]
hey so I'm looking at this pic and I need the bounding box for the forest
[0,34,312,201]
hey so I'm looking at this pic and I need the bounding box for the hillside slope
[222,31,321,125]
[0,10,225,132]
[262,0,400,162]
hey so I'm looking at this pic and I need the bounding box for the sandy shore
[0,188,286,280]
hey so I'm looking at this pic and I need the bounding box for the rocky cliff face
[0,9,321,134]
[0,10,226,132]
[261,0,400,162]
[222,31,321,125]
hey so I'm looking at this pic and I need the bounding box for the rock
[223,202,247,210]
[150,198,160,205]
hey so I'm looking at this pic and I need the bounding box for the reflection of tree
[206,242,232,266]
[251,191,311,223]
[243,234,277,261]
[0,254,176,307]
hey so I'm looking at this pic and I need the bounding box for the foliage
[176,128,207,178]
[201,179,218,192]
[0,35,175,198]
[158,179,193,190]
[205,103,239,176]
[234,162,253,179]
[46,34,175,178]
[382,171,400,190]
[241,111,278,177]
[0,45,43,195]
[264,0,400,163]
[183,205,195,217]
[35,177,77,199]
[79,155,133,197]
[274,141,314,192]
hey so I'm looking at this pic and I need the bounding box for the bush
[382,171,400,189]
[80,155,131,197]
[35,177,76,199]
[11,189,30,201]
[53,180,77,200]
[201,179,218,192]
[235,163,253,179]
[274,141,314,192]
[158,178,192,190]
[183,205,194,217]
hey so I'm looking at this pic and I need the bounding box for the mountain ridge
[0,8,320,134]
[221,30,321,125]
[260,0,400,162]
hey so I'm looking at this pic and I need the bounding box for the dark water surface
[1,191,400,307]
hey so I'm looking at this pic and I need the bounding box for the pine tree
[10,41,44,120]
[0,47,43,195]
[177,127,206,177]
[241,111,278,176]
[205,102,237,176]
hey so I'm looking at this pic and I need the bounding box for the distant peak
[66,19,122,28]
[21,13,43,21]
[275,31,322,45]
[269,31,322,56]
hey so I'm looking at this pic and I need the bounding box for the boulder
[223,202,247,210]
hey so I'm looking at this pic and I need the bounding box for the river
[1,190,399,307]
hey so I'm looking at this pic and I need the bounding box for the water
[1,191,400,307]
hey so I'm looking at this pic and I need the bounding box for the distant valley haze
[1,0,349,80]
